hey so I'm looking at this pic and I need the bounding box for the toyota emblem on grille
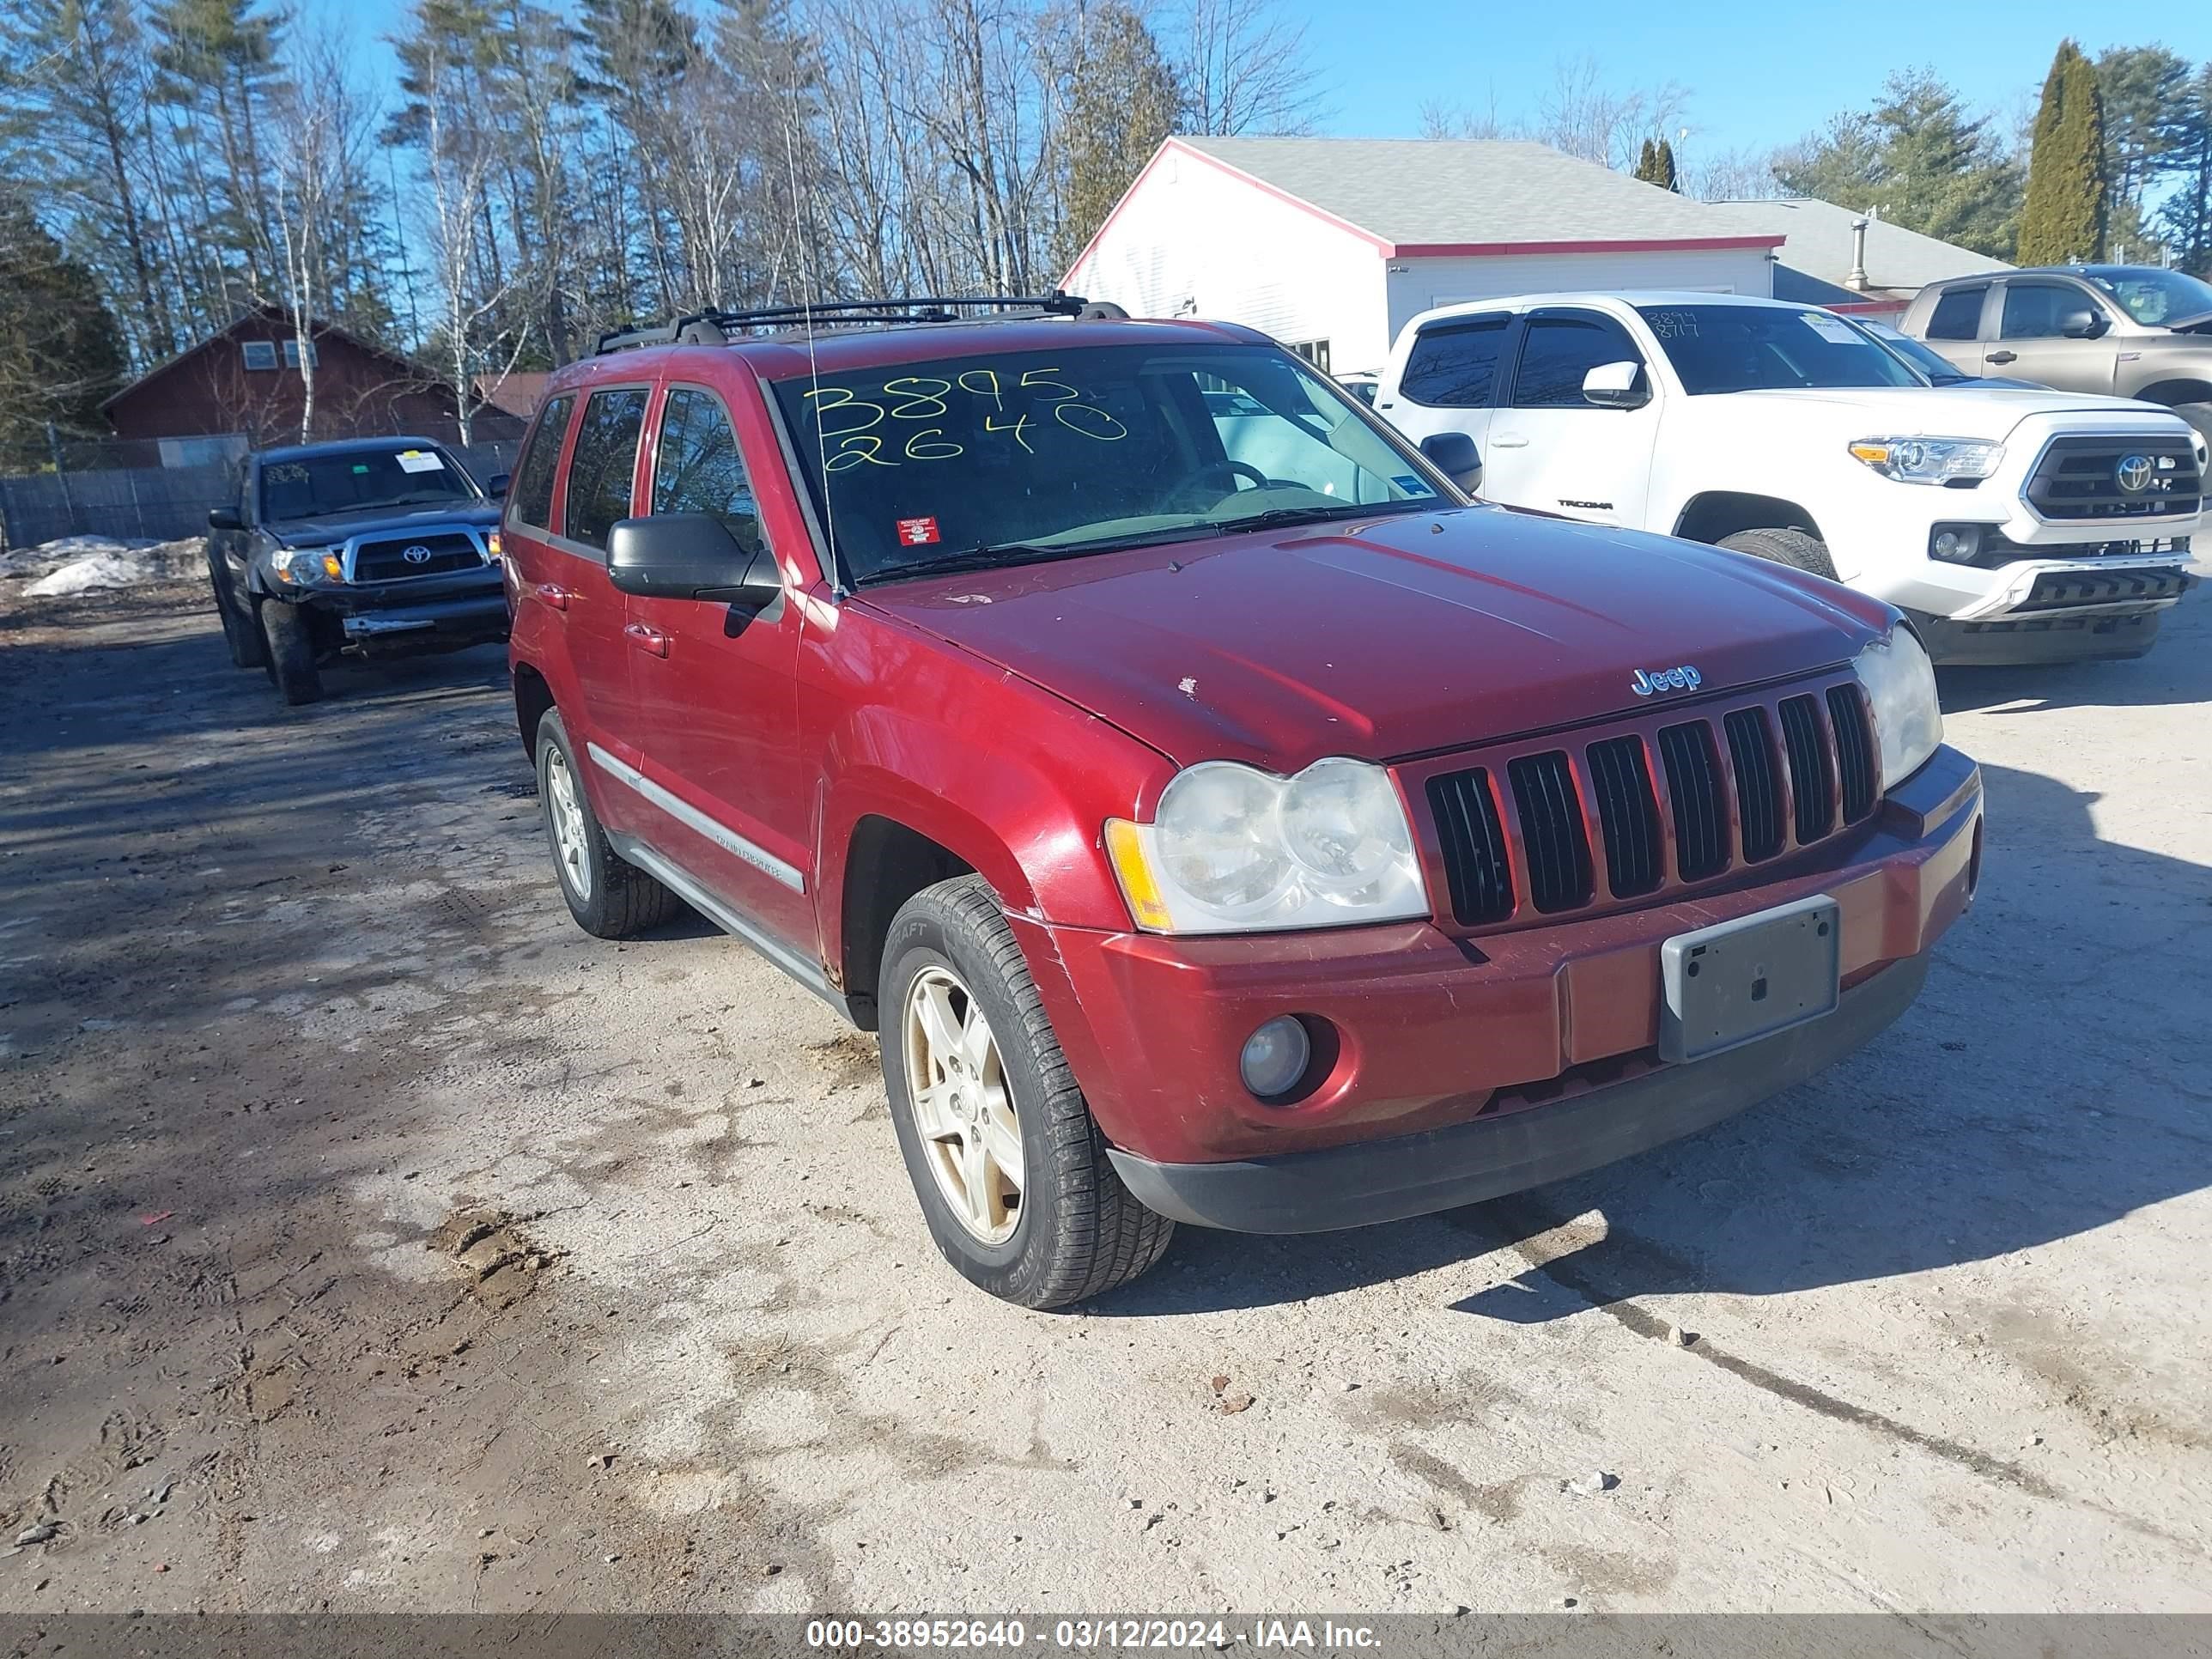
[401,544,434,563]
[1630,665,1702,697]
[2115,454,2155,494]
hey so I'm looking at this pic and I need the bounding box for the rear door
[1916,283,1993,378]
[623,379,815,952]
[1480,307,1662,527]
[1377,312,1510,463]
[1985,277,2114,391]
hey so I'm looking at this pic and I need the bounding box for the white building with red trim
[1064,137,1784,376]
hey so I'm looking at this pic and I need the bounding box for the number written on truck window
[564,388,648,551]
[653,387,765,555]
[509,393,574,532]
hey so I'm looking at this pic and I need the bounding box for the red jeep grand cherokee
[503,295,1981,1309]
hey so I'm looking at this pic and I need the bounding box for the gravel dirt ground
[0,574,2206,1617]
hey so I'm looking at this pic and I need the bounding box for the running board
[605,830,856,1022]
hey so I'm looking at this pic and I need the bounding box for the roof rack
[592,292,1110,356]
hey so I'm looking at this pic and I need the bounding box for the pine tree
[2019,40,2109,264]
[1056,3,1180,268]
[0,194,128,469]
[2158,67,2212,275]
[1633,137,1661,185]
[1654,137,1680,191]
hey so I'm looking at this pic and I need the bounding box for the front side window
[258,445,477,520]
[770,343,1443,585]
[653,386,763,554]
[2080,266,2212,326]
[1510,314,1646,409]
[1638,304,1923,394]
[1401,317,1509,407]
[1924,286,1987,341]
[2001,283,2087,340]
[563,387,649,550]
[509,393,574,531]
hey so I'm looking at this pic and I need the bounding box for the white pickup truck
[1374,291,2203,665]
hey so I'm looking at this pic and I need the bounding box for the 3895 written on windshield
[797,368,1127,471]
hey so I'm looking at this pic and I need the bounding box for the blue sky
[306,0,2212,167]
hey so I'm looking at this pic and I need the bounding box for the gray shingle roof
[1700,197,2010,301]
[1176,137,1773,249]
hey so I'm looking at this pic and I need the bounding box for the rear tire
[207,549,267,670]
[258,598,323,704]
[1717,526,1839,581]
[534,710,684,939]
[879,875,1173,1309]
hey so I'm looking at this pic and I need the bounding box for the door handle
[535,583,572,611]
[624,621,669,658]
[1988,350,2018,364]
[1491,433,1530,448]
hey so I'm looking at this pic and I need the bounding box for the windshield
[1864,322,1972,382]
[2081,266,2212,326]
[769,343,1443,584]
[259,446,479,520]
[1637,304,1926,394]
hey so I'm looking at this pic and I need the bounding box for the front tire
[1717,526,1839,580]
[534,710,684,939]
[258,598,324,704]
[879,875,1172,1309]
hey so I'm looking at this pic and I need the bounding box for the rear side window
[1401,317,1509,406]
[508,393,573,531]
[1509,314,1644,409]
[653,387,764,555]
[1925,286,1986,341]
[563,387,649,550]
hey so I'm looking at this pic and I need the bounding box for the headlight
[274,547,343,584]
[1854,629,1942,790]
[1104,758,1428,934]
[1849,436,2002,485]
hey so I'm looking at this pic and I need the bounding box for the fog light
[1239,1017,1310,1100]
[1929,526,1983,564]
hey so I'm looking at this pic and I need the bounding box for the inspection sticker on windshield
[395,449,444,473]
[896,516,941,546]
[1802,312,1863,345]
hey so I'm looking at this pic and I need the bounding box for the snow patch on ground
[8,535,204,595]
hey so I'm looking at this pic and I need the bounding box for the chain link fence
[0,428,522,550]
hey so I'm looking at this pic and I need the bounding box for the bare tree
[1535,54,1692,172]
[1419,91,1517,143]
[1683,144,1787,202]
[1176,0,1323,136]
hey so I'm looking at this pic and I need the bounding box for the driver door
[1481,309,1661,526]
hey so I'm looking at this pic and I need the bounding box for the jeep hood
[855,507,1892,773]
[1711,386,2189,444]
[270,500,500,544]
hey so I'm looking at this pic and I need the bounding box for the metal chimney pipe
[1846,218,1869,292]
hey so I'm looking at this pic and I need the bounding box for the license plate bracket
[1660,895,1841,1064]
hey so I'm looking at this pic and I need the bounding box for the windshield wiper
[855,543,1088,586]
[1212,500,1429,533]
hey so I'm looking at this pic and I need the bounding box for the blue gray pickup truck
[204,435,511,704]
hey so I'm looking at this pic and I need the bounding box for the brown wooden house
[101,307,523,459]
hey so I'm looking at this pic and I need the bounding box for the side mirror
[2059,309,2106,340]
[486,471,511,499]
[208,507,243,532]
[1419,431,1482,495]
[606,513,779,605]
[1582,360,1650,409]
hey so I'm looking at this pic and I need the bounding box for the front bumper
[1024,745,1980,1226]
[296,568,510,650]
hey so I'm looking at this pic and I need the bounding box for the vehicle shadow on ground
[1934,591,2209,714]
[1091,757,2212,1319]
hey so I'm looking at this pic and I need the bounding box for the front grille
[1505,750,1592,914]
[352,531,484,581]
[1778,696,1834,844]
[1826,684,1878,823]
[1424,673,1880,930]
[1656,721,1728,881]
[1585,736,1662,898]
[1425,768,1514,925]
[2026,437,2201,521]
[1724,707,1785,862]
